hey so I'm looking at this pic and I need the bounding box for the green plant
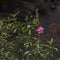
[0,11,60,60]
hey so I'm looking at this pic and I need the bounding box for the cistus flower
[37,27,44,34]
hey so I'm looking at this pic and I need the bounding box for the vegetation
[0,12,60,60]
[0,0,60,60]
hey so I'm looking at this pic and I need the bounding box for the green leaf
[9,11,20,17]
[48,38,54,46]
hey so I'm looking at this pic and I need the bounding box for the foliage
[0,12,60,60]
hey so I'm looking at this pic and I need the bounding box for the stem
[35,8,39,20]
[27,55,29,60]
[38,34,41,43]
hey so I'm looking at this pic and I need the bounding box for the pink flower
[37,27,44,34]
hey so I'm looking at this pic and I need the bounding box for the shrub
[0,11,60,60]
